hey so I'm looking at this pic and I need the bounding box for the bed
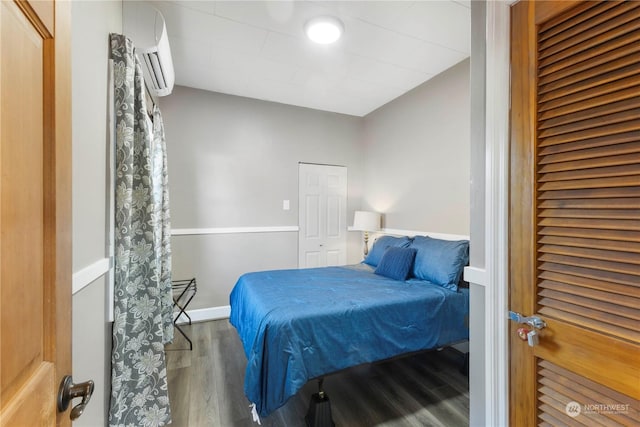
[229,235,470,418]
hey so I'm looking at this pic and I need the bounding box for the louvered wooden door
[509,1,639,426]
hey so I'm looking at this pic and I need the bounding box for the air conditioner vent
[123,3,175,97]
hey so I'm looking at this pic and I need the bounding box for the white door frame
[484,1,513,426]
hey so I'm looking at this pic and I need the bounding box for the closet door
[298,163,347,268]
[509,1,639,425]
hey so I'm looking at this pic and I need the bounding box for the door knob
[508,311,547,330]
[509,311,546,347]
[57,375,94,420]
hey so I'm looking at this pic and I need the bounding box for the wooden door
[0,0,72,425]
[298,163,347,268]
[509,1,640,426]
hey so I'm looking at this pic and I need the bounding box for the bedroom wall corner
[361,59,471,236]
[71,0,123,425]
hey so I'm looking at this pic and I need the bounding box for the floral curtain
[109,33,174,427]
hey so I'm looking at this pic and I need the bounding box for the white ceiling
[146,1,471,117]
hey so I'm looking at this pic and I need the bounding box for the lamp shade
[352,211,381,232]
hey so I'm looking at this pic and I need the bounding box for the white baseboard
[175,305,230,324]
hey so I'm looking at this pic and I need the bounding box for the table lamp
[352,211,381,257]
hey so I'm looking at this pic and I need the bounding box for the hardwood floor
[165,320,469,427]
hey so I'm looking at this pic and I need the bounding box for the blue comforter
[229,264,469,417]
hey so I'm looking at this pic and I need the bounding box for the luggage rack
[171,278,197,351]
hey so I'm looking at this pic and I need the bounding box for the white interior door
[298,163,347,268]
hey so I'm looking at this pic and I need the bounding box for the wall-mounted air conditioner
[123,2,175,97]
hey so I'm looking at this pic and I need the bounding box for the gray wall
[469,2,486,426]
[362,60,470,234]
[161,61,472,310]
[159,87,365,309]
[71,1,122,425]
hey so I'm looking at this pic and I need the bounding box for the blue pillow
[375,247,417,281]
[364,235,412,267]
[410,236,469,291]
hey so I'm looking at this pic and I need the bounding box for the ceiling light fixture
[304,16,344,44]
